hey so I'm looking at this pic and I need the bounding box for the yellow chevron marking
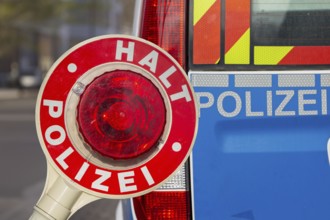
[193,0,216,25]
[255,46,293,65]
[225,28,250,64]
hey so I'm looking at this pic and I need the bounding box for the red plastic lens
[133,191,192,220]
[135,0,192,219]
[140,0,186,67]
[77,70,166,160]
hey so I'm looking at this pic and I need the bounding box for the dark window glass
[252,1,330,46]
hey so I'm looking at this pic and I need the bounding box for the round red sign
[36,35,198,198]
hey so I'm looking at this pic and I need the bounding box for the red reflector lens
[136,0,192,218]
[133,191,191,220]
[77,70,166,160]
[140,0,186,67]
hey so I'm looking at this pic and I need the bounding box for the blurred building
[0,0,133,88]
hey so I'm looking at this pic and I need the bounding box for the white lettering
[196,92,214,109]
[115,40,134,62]
[217,91,242,117]
[170,85,192,102]
[196,92,214,117]
[275,90,295,116]
[322,89,328,115]
[246,91,264,116]
[92,169,111,192]
[210,89,328,118]
[118,171,137,193]
[298,90,318,115]
[56,147,74,170]
[45,125,66,146]
[75,162,90,181]
[138,50,159,73]
[159,66,176,88]
[141,166,155,186]
[267,91,273,116]
[43,99,63,118]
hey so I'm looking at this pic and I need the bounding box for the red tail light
[133,164,192,219]
[78,70,166,160]
[133,191,191,219]
[140,0,187,68]
[134,0,191,219]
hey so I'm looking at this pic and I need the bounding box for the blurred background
[0,0,134,219]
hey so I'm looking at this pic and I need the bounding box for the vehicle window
[252,0,330,46]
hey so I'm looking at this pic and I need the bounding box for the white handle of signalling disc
[29,164,100,220]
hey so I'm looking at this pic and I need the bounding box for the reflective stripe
[193,0,216,25]
[279,46,330,65]
[321,75,330,87]
[235,74,272,87]
[255,46,330,65]
[225,0,250,64]
[193,0,220,64]
[254,46,293,65]
[278,75,315,87]
[225,29,250,64]
[191,74,229,87]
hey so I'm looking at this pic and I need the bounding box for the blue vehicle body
[191,72,330,220]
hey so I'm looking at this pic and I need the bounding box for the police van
[128,0,330,219]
